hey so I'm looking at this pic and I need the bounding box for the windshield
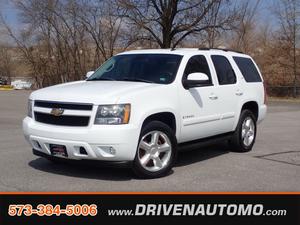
[87,54,183,84]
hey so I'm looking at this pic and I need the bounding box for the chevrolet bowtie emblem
[50,108,64,117]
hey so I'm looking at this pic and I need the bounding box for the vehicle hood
[30,80,159,104]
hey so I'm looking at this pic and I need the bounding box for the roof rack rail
[198,47,243,54]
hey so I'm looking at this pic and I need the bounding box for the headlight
[95,104,130,124]
[28,99,33,118]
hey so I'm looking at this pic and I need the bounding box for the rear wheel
[132,121,177,178]
[230,110,257,152]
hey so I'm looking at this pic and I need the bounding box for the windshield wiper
[122,77,154,83]
[87,77,115,81]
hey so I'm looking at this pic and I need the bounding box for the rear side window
[211,55,236,85]
[183,55,212,83]
[233,57,262,82]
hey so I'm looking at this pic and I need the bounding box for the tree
[273,0,300,97]
[0,0,138,88]
[229,0,261,53]
[76,0,132,66]
[118,0,238,48]
[0,45,13,83]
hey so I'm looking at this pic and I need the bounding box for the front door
[179,55,222,143]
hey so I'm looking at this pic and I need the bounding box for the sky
[0,0,18,26]
[0,0,278,30]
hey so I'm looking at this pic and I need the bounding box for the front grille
[35,100,93,110]
[34,112,90,126]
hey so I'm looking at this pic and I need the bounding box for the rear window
[233,57,262,82]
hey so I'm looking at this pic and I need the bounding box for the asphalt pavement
[0,91,299,191]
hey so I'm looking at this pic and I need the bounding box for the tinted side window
[233,57,262,82]
[211,55,236,85]
[183,55,212,83]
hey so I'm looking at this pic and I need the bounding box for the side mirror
[183,72,211,89]
[86,71,94,79]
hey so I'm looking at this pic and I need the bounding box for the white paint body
[23,49,267,161]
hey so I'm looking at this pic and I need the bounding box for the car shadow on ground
[176,142,230,167]
[28,142,230,181]
[28,158,133,181]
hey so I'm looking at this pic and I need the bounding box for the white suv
[23,48,267,178]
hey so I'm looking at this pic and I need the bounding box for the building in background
[10,77,33,90]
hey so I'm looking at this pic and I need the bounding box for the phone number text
[8,204,98,216]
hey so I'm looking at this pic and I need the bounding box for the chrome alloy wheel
[137,131,172,172]
[241,116,255,146]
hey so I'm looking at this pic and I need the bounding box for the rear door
[210,55,241,133]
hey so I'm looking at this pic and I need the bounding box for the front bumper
[32,149,131,167]
[23,117,140,161]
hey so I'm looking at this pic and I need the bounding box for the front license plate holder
[49,144,68,157]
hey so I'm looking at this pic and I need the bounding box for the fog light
[109,147,116,155]
[97,146,116,157]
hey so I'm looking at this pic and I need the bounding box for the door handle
[209,94,218,100]
[235,90,243,96]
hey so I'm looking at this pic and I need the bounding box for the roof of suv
[118,48,248,57]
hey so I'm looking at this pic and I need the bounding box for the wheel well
[241,101,258,120]
[142,112,176,133]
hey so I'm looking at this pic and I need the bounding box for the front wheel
[230,110,257,152]
[132,121,177,178]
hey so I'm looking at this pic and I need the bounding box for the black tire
[132,121,177,179]
[229,110,257,152]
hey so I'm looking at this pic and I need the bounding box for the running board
[178,132,234,151]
